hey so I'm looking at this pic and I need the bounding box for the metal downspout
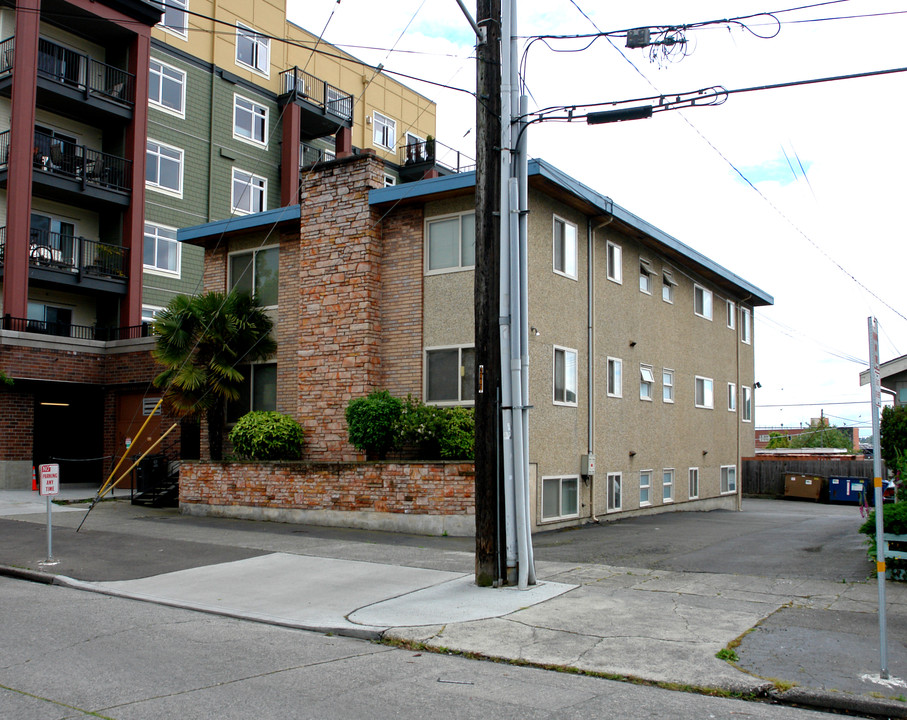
[588,215,612,523]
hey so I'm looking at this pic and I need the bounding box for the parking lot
[533,498,874,582]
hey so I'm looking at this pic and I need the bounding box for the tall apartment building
[0,0,444,488]
[180,153,773,530]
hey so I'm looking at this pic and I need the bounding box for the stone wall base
[180,502,476,537]
[0,461,33,489]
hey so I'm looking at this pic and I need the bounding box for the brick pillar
[296,153,385,460]
[280,102,301,206]
[335,126,352,159]
[3,0,41,321]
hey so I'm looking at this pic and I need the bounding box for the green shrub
[397,396,474,460]
[345,390,403,459]
[859,500,907,580]
[437,406,475,460]
[228,411,304,461]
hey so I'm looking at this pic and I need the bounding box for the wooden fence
[742,457,885,497]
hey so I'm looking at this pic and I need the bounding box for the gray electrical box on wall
[581,454,596,476]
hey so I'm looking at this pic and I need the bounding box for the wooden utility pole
[474,0,502,586]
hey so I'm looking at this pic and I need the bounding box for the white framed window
[229,246,278,308]
[720,465,737,494]
[727,382,737,412]
[639,364,654,401]
[607,472,622,512]
[233,95,268,146]
[373,111,396,150]
[694,284,712,320]
[141,305,164,325]
[146,139,183,196]
[425,345,475,405]
[726,300,736,329]
[694,376,714,409]
[541,475,579,521]
[662,269,676,303]
[232,168,267,215]
[742,385,752,422]
[553,346,578,406]
[404,132,426,162]
[383,173,396,187]
[159,0,188,38]
[426,212,475,273]
[553,216,577,279]
[149,58,185,116]
[689,468,699,499]
[143,222,180,275]
[640,470,652,506]
[741,306,752,344]
[607,357,622,398]
[228,362,277,422]
[639,258,653,294]
[663,368,675,403]
[606,241,622,283]
[663,469,674,503]
[236,23,270,75]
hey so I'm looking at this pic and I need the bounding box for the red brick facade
[180,460,475,517]
[0,338,180,477]
[379,205,424,397]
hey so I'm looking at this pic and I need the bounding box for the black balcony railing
[280,67,353,122]
[0,226,128,278]
[0,36,13,75]
[300,141,334,167]
[35,36,134,106]
[10,129,133,192]
[1,314,151,341]
[400,138,474,174]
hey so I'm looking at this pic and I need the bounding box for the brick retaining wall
[180,460,476,536]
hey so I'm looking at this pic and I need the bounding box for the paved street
[1,578,843,720]
[2,492,905,718]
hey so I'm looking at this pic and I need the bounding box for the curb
[53,575,385,641]
[771,687,907,719]
[0,563,57,584]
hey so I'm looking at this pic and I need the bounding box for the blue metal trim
[178,205,301,243]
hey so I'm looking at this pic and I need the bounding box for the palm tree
[151,291,276,460]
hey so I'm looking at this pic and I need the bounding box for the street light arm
[455,0,487,43]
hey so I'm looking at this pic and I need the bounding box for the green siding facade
[142,40,281,311]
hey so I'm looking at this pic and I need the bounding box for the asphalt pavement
[1,487,906,718]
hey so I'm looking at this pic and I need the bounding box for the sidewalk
[1,489,906,718]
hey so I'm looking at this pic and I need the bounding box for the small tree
[881,405,907,466]
[152,291,276,461]
[765,431,790,449]
[788,420,854,452]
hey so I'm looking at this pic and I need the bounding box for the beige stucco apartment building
[181,152,773,533]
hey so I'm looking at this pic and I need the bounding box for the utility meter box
[581,454,596,476]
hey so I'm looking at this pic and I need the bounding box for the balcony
[279,67,353,140]
[0,226,129,293]
[0,129,132,208]
[0,36,135,123]
[0,314,151,341]
[398,138,474,183]
[300,141,335,168]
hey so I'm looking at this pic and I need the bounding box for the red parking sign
[39,464,60,496]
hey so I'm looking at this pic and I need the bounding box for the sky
[286,0,907,436]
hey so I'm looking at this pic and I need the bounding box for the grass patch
[715,648,738,662]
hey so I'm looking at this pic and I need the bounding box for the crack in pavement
[91,645,397,714]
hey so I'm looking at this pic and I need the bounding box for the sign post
[38,463,60,566]
[868,316,889,679]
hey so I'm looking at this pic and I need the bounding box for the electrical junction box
[626,27,650,49]
[581,454,595,476]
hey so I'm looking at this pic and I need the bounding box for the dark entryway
[33,384,104,485]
